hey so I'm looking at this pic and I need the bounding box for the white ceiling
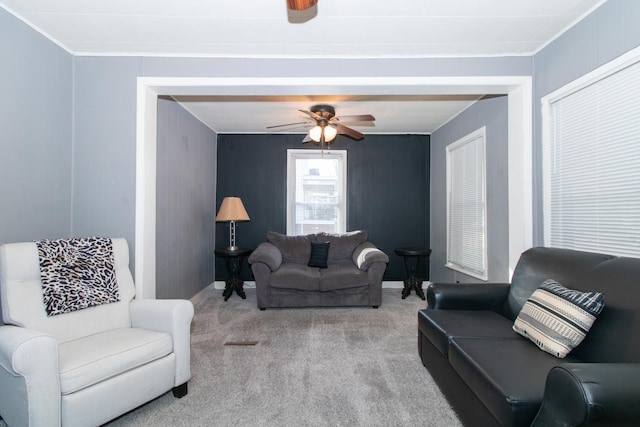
[2,0,605,136]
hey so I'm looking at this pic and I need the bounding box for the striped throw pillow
[513,279,605,358]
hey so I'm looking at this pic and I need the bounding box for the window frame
[541,46,640,258]
[445,127,488,281]
[286,149,347,236]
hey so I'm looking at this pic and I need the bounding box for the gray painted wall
[4,1,639,298]
[69,55,530,269]
[156,98,217,299]
[430,95,510,283]
[0,9,73,244]
[531,0,640,245]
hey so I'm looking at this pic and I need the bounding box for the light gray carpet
[1,289,462,427]
[107,288,461,427]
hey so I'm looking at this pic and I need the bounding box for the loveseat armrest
[427,282,511,312]
[130,299,194,387]
[531,363,640,427]
[0,325,61,427]
[248,242,283,271]
[353,242,389,271]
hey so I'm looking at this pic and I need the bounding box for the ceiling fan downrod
[287,0,318,11]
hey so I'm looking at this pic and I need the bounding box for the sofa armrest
[0,325,61,427]
[130,299,194,386]
[353,242,389,271]
[532,363,640,427]
[427,282,511,312]
[248,242,282,271]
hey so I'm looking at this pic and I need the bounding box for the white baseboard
[208,280,429,290]
[192,280,432,305]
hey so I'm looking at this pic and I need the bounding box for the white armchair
[0,238,194,427]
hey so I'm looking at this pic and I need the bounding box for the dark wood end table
[215,247,252,301]
[394,247,432,300]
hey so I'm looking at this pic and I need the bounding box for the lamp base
[225,245,241,251]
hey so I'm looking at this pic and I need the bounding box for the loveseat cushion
[418,309,519,356]
[58,327,173,395]
[266,231,311,264]
[449,337,581,427]
[310,231,368,265]
[269,264,321,291]
[319,265,369,291]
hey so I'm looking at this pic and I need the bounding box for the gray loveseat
[418,247,640,427]
[248,231,388,309]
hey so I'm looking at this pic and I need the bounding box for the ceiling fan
[267,104,376,146]
[287,0,318,11]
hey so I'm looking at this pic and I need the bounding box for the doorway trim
[136,76,532,298]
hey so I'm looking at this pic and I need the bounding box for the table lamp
[215,197,250,250]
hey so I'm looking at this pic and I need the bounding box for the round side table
[394,247,432,300]
[215,247,252,301]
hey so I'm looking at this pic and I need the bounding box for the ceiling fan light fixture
[323,125,338,141]
[308,125,323,142]
[309,125,337,143]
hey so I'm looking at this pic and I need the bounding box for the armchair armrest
[353,242,389,271]
[0,325,60,427]
[427,282,511,312]
[248,242,282,271]
[532,363,640,427]
[130,299,194,386]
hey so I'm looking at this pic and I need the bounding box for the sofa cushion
[319,265,369,291]
[58,327,173,395]
[505,247,613,320]
[513,279,605,358]
[308,242,330,269]
[311,231,368,265]
[266,231,311,264]
[449,337,581,427]
[269,264,321,291]
[418,309,519,356]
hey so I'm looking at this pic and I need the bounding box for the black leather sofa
[418,247,640,427]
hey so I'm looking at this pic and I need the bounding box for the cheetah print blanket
[36,237,120,316]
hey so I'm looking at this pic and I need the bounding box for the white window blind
[446,127,487,280]
[286,149,347,236]
[543,52,640,257]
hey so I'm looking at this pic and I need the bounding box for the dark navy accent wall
[216,133,429,281]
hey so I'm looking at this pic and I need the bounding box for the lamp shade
[215,197,250,222]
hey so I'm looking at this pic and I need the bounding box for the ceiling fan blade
[301,134,312,143]
[334,114,375,123]
[287,0,318,11]
[266,121,311,129]
[334,123,364,140]
[299,109,324,121]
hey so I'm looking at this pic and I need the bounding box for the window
[287,149,347,235]
[542,48,640,257]
[446,127,488,280]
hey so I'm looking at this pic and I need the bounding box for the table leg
[414,256,426,300]
[222,256,247,301]
[401,255,426,300]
